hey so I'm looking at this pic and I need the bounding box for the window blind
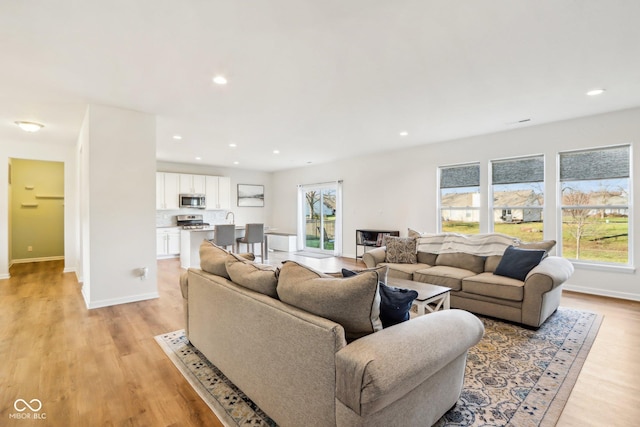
[440,164,480,188]
[560,145,630,181]
[492,156,544,184]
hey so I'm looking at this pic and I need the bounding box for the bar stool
[236,223,264,259]
[214,224,236,252]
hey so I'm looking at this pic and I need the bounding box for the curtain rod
[297,180,343,187]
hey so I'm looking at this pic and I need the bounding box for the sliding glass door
[303,185,337,253]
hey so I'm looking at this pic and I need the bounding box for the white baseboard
[11,256,65,264]
[85,292,160,310]
[0,273,9,280]
[563,284,640,302]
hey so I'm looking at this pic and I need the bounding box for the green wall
[11,158,64,261]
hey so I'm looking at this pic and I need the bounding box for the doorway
[9,158,65,265]
[299,182,341,254]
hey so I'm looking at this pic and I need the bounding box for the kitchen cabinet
[156,228,181,257]
[156,172,180,210]
[179,174,206,194]
[205,176,231,210]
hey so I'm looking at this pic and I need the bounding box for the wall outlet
[27,246,33,252]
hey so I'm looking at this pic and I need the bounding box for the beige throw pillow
[383,236,417,264]
[277,261,382,341]
[200,240,255,278]
[225,253,279,298]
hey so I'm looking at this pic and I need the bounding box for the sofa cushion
[277,261,383,341]
[484,255,503,273]
[416,251,438,266]
[462,272,524,301]
[342,268,417,328]
[494,245,546,281]
[383,236,417,264]
[200,240,255,278]
[225,253,279,298]
[413,266,477,291]
[435,252,486,274]
[379,263,430,280]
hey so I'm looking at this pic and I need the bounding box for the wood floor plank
[1,257,639,426]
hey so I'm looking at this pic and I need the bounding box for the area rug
[155,307,601,427]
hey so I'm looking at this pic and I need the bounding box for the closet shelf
[35,195,64,199]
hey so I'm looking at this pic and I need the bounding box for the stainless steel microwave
[179,194,206,209]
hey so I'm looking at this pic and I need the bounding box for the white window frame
[437,162,481,234]
[489,154,545,238]
[557,144,633,268]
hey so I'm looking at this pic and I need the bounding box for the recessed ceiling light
[399,131,409,136]
[586,88,606,96]
[15,121,44,132]
[229,143,237,148]
[173,135,182,140]
[233,161,239,165]
[273,150,280,154]
[213,75,228,85]
[195,156,202,160]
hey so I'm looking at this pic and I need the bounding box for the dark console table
[355,229,399,259]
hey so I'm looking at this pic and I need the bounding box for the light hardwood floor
[1,256,638,426]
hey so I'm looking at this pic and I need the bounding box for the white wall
[271,107,640,301]
[0,140,78,279]
[80,105,158,308]
[156,161,273,227]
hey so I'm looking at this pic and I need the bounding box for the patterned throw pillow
[383,236,417,264]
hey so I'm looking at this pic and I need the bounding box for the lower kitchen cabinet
[157,228,181,257]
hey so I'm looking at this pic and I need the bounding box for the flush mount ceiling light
[172,135,183,140]
[195,156,202,160]
[587,88,606,96]
[399,131,409,136]
[273,149,280,154]
[233,161,239,165]
[15,121,44,132]
[229,143,237,148]
[212,75,228,85]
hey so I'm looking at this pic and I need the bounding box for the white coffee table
[388,277,451,316]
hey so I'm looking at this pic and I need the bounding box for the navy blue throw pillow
[494,245,546,282]
[342,269,418,328]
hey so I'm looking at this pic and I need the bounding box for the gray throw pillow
[277,261,382,341]
[383,236,417,264]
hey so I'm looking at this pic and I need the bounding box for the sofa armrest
[335,310,484,416]
[525,256,574,291]
[362,247,387,268]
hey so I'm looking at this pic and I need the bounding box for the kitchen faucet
[225,211,235,224]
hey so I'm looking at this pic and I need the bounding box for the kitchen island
[180,226,246,268]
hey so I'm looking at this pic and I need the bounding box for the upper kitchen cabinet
[205,176,231,210]
[179,174,206,194]
[156,172,180,210]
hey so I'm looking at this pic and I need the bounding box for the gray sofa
[363,232,574,328]
[179,241,484,427]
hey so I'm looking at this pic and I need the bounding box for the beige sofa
[363,233,574,328]
[179,241,484,427]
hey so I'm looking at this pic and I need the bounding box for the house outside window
[559,145,631,265]
[490,155,544,242]
[439,163,480,234]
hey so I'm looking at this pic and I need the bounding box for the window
[439,163,480,234]
[559,145,631,265]
[491,155,544,242]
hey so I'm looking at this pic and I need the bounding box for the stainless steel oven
[179,194,206,209]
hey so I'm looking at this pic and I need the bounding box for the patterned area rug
[155,307,601,427]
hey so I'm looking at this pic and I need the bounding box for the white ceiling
[2,1,639,172]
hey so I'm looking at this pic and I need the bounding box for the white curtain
[296,185,305,251]
[333,180,343,256]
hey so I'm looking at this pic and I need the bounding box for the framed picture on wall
[237,184,264,207]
